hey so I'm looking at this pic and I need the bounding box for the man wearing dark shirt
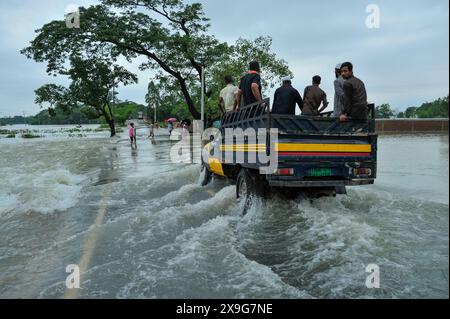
[272,76,303,115]
[339,62,368,122]
[236,61,263,108]
[302,76,329,116]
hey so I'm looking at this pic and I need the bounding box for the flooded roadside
[0,126,448,299]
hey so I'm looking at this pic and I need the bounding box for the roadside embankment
[376,119,448,133]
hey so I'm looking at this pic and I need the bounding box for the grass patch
[68,134,87,138]
[21,133,42,139]
[0,129,18,135]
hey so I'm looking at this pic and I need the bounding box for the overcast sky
[0,0,448,117]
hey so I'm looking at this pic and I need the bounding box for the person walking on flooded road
[129,122,137,149]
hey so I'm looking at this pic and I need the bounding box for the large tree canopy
[35,56,138,136]
[153,36,293,122]
[22,0,292,121]
[22,0,230,119]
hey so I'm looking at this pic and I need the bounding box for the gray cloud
[0,0,448,116]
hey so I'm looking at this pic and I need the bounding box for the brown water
[0,126,448,299]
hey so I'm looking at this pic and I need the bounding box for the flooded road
[0,125,448,299]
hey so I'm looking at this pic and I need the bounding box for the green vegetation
[376,104,396,119]
[30,105,100,125]
[1,95,447,128]
[376,96,448,119]
[0,116,33,126]
[0,129,18,138]
[21,0,291,136]
[103,101,147,126]
[21,133,42,139]
[410,96,448,118]
[31,58,138,137]
[1,101,147,127]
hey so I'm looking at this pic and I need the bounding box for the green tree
[35,84,71,111]
[405,107,418,118]
[415,95,449,118]
[154,36,292,123]
[376,104,395,119]
[22,1,292,122]
[208,36,292,119]
[146,81,161,123]
[22,1,230,120]
[112,101,148,126]
[210,36,292,93]
[35,57,137,136]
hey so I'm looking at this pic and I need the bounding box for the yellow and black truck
[201,99,378,207]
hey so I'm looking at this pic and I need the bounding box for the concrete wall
[376,119,449,133]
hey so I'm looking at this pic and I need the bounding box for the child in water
[129,123,136,148]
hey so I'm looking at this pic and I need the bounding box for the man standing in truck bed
[302,75,329,116]
[339,62,368,122]
[272,76,303,115]
[218,75,238,115]
[236,61,263,109]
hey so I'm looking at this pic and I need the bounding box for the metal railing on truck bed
[221,98,376,135]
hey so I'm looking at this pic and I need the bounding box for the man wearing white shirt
[218,75,239,116]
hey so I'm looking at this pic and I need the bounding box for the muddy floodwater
[0,125,448,299]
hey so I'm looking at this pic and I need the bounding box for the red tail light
[354,168,372,176]
[275,168,295,176]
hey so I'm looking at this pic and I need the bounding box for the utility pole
[110,48,116,128]
[201,65,205,126]
[112,77,115,117]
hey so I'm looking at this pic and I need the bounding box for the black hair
[224,75,233,84]
[341,62,353,71]
[249,61,261,72]
[312,75,321,85]
[335,69,341,78]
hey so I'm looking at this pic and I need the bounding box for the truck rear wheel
[236,169,253,212]
[200,162,213,187]
[236,169,266,213]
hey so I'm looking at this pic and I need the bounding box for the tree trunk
[105,104,116,138]
[178,78,201,120]
[108,117,116,138]
[107,42,202,120]
[101,108,116,137]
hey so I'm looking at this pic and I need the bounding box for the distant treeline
[0,101,148,126]
[1,95,448,126]
[376,95,449,119]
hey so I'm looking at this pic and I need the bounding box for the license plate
[309,168,333,177]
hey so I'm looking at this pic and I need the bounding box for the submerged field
[0,125,448,299]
